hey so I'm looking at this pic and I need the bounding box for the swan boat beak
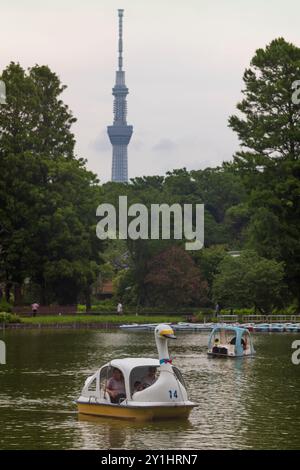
[160,328,176,339]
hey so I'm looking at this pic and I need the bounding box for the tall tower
[107,9,133,183]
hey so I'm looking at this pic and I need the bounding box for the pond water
[0,329,299,449]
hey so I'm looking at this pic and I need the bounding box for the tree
[0,63,76,159]
[195,245,227,297]
[228,38,300,306]
[28,157,102,307]
[144,245,208,308]
[229,38,300,164]
[212,251,286,313]
[0,63,102,307]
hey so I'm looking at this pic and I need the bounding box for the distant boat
[207,326,255,358]
[172,322,214,332]
[269,323,285,332]
[119,322,215,332]
[284,323,300,332]
[253,323,270,332]
[119,323,159,332]
[119,321,300,333]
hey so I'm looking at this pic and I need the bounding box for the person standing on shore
[215,302,220,317]
[31,302,39,317]
[117,302,123,315]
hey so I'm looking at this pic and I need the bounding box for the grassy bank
[21,314,183,325]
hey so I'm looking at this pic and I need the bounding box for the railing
[242,315,266,323]
[219,315,300,323]
[217,315,238,323]
[243,315,300,323]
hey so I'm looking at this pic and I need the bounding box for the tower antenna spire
[118,9,123,71]
[107,9,133,183]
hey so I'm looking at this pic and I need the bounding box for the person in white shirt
[117,302,123,315]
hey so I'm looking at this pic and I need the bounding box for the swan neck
[156,337,169,362]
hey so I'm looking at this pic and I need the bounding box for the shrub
[221,308,255,316]
[0,300,12,313]
[77,299,117,314]
[272,305,299,315]
[0,312,21,324]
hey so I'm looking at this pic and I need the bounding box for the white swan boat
[77,324,196,420]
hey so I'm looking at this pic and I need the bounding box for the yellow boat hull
[77,402,194,421]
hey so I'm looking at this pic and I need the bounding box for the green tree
[195,245,227,297]
[0,62,76,159]
[228,38,300,306]
[229,38,300,164]
[0,63,102,307]
[212,251,286,313]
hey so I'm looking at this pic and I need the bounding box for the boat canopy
[107,357,159,376]
[208,326,252,356]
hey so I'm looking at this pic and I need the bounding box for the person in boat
[230,336,246,349]
[133,380,144,392]
[141,366,157,388]
[106,368,126,403]
[212,338,220,353]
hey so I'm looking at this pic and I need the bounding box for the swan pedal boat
[77,324,196,421]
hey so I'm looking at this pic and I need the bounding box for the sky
[1,0,300,182]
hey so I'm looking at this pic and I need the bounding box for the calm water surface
[0,329,299,449]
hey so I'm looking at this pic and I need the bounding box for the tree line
[0,38,299,313]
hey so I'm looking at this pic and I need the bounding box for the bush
[91,304,117,314]
[271,306,298,315]
[77,304,86,313]
[77,301,117,314]
[77,302,200,316]
[0,300,12,313]
[0,312,21,324]
[221,308,255,316]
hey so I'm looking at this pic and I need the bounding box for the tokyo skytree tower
[107,9,133,182]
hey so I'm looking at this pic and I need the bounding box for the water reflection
[0,329,299,449]
[77,414,195,450]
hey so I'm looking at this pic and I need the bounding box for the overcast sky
[1,0,300,182]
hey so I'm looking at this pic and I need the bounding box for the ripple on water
[0,330,299,449]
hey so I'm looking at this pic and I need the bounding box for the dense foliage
[0,38,299,313]
[0,63,103,308]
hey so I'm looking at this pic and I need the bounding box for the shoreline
[0,322,121,330]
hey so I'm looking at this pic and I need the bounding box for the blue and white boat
[119,323,160,332]
[253,323,270,332]
[284,323,300,332]
[269,323,285,332]
[207,325,255,357]
[120,322,215,332]
[172,322,213,332]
